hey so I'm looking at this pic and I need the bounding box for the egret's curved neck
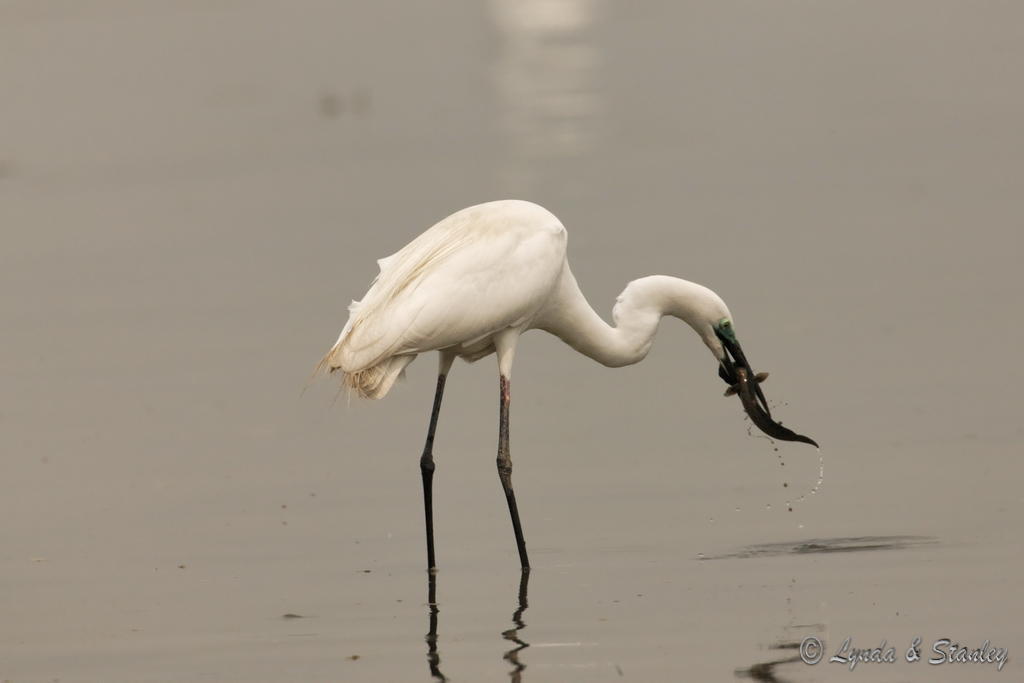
[535,270,724,368]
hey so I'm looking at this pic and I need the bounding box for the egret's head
[710,316,736,360]
[663,280,733,359]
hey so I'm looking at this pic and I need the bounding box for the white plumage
[321,199,732,398]
[321,200,565,397]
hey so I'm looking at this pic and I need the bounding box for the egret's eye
[716,318,737,342]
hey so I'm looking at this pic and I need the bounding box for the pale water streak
[490,0,604,193]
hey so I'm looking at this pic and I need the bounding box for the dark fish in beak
[733,366,818,447]
[716,329,772,417]
[714,325,817,446]
[724,371,768,396]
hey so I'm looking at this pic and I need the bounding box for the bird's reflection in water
[502,568,531,681]
[425,572,446,681]
[423,569,531,682]
[734,647,801,683]
[735,576,816,683]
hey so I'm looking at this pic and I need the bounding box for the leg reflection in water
[424,569,531,682]
[425,572,446,681]
[502,568,531,681]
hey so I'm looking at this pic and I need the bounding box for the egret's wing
[328,201,565,372]
[384,225,565,356]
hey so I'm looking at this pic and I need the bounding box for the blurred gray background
[2,1,1022,681]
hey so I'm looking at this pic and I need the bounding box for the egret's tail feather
[320,353,415,400]
[345,355,415,399]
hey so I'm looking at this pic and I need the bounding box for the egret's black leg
[421,373,447,571]
[497,376,530,568]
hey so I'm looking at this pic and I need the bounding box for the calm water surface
[2,1,1022,681]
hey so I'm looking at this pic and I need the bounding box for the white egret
[320,199,815,569]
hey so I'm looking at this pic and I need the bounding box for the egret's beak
[715,328,819,448]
